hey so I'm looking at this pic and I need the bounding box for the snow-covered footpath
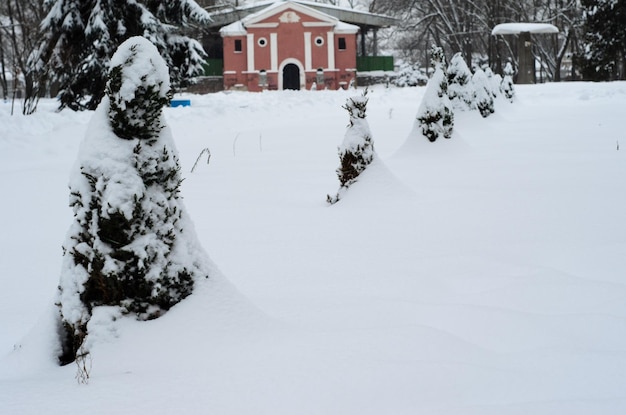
[1,82,626,414]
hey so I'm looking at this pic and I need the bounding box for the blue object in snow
[171,99,191,107]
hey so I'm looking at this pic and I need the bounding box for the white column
[246,34,255,72]
[327,31,335,70]
[304,32,312,71]
[270,33,278,72]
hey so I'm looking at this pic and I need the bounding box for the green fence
[202,57,393,75]
[357,56,394,72]
[203,59,224,76]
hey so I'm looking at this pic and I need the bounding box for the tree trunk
[0,30,8,101]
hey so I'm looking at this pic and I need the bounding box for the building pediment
[220,1,358,36]
[209,1,397,31]
[245,1,338,26]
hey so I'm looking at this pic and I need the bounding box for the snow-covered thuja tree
[484,67,502,99]
[29,0,210,111]
[500,62,516,102]
[447,52,475,111]
[414,46,454,142]
[57,37,207,365]
[394,62,429,87]
[472,67,495,118]
[327,90,376,204]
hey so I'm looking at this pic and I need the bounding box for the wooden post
[360,28,367,56]
[372,28,378,57]
[517,31,534,84]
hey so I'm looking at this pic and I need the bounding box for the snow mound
[329,157,416,206]
[2,82,626,414]
[2,264,266,379]
[395,129,471,157]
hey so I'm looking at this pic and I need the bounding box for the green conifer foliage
[415,46,454,142]
[472,67,495,118]
[107,45,172,140]
[447,52,475,111]
[328,89,375,204]
[501,62,516,102]
[29,0,209,111]
[57,37,199,365]
[337,94,373,186]
[580,0,626,81]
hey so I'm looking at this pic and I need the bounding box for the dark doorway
[282,64,300,90]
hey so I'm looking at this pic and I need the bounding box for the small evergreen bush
[57,37,205,365]
[484,67,502,99]
[414,46,454,142]
[328,89,376,204]
[472,67,495,118]
[447,52,476,111]
[501,62,516,102]
[394,63,429,87]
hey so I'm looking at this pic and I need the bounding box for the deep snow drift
[1,82,626,415]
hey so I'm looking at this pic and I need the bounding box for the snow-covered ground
[1,82,625,414]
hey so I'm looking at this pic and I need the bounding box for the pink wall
[222,6,357,91]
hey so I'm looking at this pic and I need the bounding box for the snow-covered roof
[220,1,358,36]
[334,21,359,34]
[209,0,396,29]
[246,1,338,25]
[220,20,247,36]
[492,23,559,35]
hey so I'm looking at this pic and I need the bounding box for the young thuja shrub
[57,37,202,365]
[447,52,475,111]
[107,45,172,141]
[394,63,429,87]
[483,67,503,100]
[415,46,454,142]
[472,67,495,118]
[501,62,516,102]
[417,105,454,142]
[328,89,376,204]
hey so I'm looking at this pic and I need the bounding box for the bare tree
[371,0,583,79]
[0,20,8,101]
[0,0,45,114]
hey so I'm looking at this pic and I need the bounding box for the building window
[259,70,267,87]
[338,37,346,50]
[258,37,267,47]
[234,39,242,52]
[314,36,324,46]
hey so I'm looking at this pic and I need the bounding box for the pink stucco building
[219,1,359,91]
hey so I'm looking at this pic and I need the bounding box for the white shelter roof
[492,23,559,35]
